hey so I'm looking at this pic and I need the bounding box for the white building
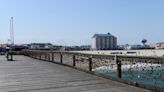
[91,33,117,50]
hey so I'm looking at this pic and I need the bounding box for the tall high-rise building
[91,33,117,50]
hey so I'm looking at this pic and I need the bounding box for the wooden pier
[0,55,152,92]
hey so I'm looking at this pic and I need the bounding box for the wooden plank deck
[0,55,152,92]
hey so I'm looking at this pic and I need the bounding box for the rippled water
[93,63,164,88]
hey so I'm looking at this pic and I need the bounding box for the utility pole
[10,17,14,45]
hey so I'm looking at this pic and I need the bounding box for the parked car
[0,52,5,55]
[0,47,6,55]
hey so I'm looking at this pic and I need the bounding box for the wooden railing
[20,50,164,92]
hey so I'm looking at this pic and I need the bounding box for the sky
[0,0,164,46]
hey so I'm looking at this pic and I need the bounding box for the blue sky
[0,0,164,46]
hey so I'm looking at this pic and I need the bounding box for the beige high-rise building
[91,33,117,50]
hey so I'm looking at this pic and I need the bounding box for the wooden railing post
[31,52,33,58]
[10,53,13,61]
[115,55,122,78]
[73,55,76,67]
[39,53,42,60]
[35,52,37,59]
[89,56,92,72]
[31,52,33,57]
[33,52,35,58]
[52,53,54,62]
[48,53,50,61]
[34,51,36,59]
[45,53,47,60]
[60,53,63,64]
[7,52,13,61]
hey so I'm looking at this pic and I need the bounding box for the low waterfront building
[148,44,156,49]
[125,45,142,50]
[156,42,164,49]
[91,33,117,50]
[29,43,53,50]
[80,45,91,50]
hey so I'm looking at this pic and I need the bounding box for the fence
[20,50,164,92]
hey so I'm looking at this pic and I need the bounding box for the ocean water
[93,63,164,88]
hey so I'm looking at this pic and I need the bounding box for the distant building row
[23,42,164,50]
[117,42,164,50]
[29,43,53,50]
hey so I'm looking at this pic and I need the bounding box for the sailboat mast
[10,17,14,45]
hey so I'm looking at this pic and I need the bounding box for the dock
[0,55,152,92]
